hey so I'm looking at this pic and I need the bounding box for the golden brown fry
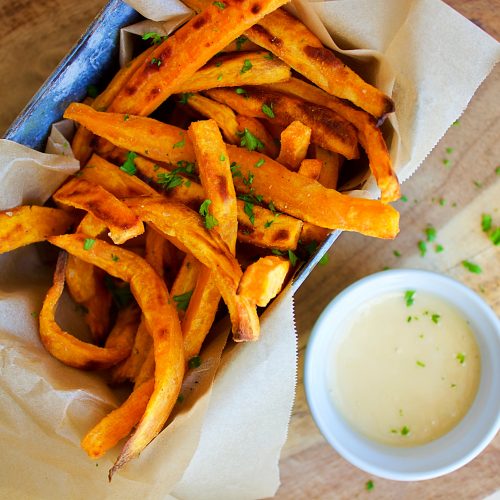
[298,159,322,180]
[221,36,260,53]
[177,51,291,93]
[171,255,201,322]
[64,103,196,166]
[109,0,290,116]
[82,378,154,459]
[276,121,311,170]
[71,46,156,164]
[0,206,74,254]
[53,177,144,245]
[311,145,342,189]
[187,94,241,145]
[300,222,331,246]
[238,256,289,307]
[125,197,260,341]
[47,234,184,476]
[39,252,138,370]
[265,78,400,202]
[236,115,279,158]
[227,145,399,239]
[205,88,359,159]
[237,202,302,251]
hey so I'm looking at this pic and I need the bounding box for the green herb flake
[407,316,412,323]
[418,240,427,257]
[240,59,252,74]
[401,426,410,436]
[451,383,457,388]
[462,260,482,274]
[255,158,265,168]
[87,84,99,98]
[404,290,416,307]
[473,180,482,188]
[425,225,437,242]
[119,151,137,175]
[272,249,284,256]
[431,313,441,324]
[445,147,454,154]
[393,250,401,257]
[217,73,223,81]
[220,154,226,161]
[243,172,254,186]
[456,352,466,364]
[188,356,202,369]
[416,360,426,367]
[453,119,460,126]
[177,394,185,404]
[496,166,500,175]
[173,290,193,312]
[435,244,444,253]
[481,214,492,232]
[442,158,450,167]
[439,198,446,206]
[178,93,193,104]
[104,277,133,309]
[213,0,226,8]
[264,219,274,228]
[365,480,374,491]
[400,195,408,202]
[31,311,39,319]
[173,134,186,148]
[150,57,162,67]
[235,87,248,96]
[230,162,243,178]
[489,228,500,245]
[390,429,398,434]
[199,199,219,229]
[215,61,223,67]
[318,254,329,266]
[261,103,275,119]
[239,128,264,151]
[123,114,130,122]
[235,35,247,50]
[111,254,119,262]
[142,31,168,45]
[288,249,298,267]
[264,52,274,60]
[157,171,184,190]
[243,201,255,225]
[83,238,95,251]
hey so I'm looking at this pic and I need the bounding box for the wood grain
[0,0,498,498]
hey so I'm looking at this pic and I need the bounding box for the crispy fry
[39,252,139,370]
[311,146,342,189]
[205,88,359,159]
[238,255,289,307]
[47,234,184,476]
[264,78,400,202]
[71,46,156,164]
[171,255,201,322]
[221,36,260,53]
[187,94,241,144]
[276,121,311,170]
[298,159,322,180]
[82,378,155,459]
[236,115,279,158]
[109,0,290,116]
[125,197,260,341]
[53,177,144,244]
[0,206,74,254]
[227,145,399,239]
[177,51,291,93]
[300,222,331,246]
[64,103,196,166]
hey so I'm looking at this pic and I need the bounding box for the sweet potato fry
[53,177,144,244]
[227,145,399,239]
[109,0,290,116]
[177,51,291,93]
[71,46,156,164]
[82,378,154,459]
[187,94,241,145]
[47,234,184,476]
[221,36,260,53]
[298,159,322,180]
[170,255,201,322]
[125,197,260,341]
[64,103,196,166]
[238,255,289,307]
[39,252,139,370]
[205,88,359,159]
[311,145,342,189]
[236,115,279,158]
[0,206,74,254]
[264,78,400,202]
[276,121,311,170]
[300,222,330,246]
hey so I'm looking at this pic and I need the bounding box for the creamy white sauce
[329,291,481,446]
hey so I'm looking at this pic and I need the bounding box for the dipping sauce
[329,290,481,446]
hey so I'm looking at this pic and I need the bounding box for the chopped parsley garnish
[177,394,185,404]
[496,166,500,175]
[142,31,168,44]
[288,249,298,267]
[261,103,275,118]
[175,160,196,176]
[490,228,500,245]
[264,219,274,228]
[393,250,401,257]
[439,198,446,206]
[264,52,274,60]
[243,201,255,225]
[235,35,248,50]
[111,254,119,262]
[235,87,248,96]
[87,84,99,98]
[418,240,427,257]
[217,73,223,81]
[456,352,466,364]
[407,316,412,322]
[215,61,222,67]
[435,244,444,253]
[452,119,460,126]
[365,480,374,491]
[124,114,129,121]
[178,93,193,104]
[462,260,482,274]
[213,1,226,8]
[120,151,137,175]
[188,356,202,369]
[401,426,410,436]
[255,158,265,168]
[173,134,186,148]
[243,172,254,186]
[173,290,193,311]
[318,254,329,266]
[442,158,450,166]
[473,180,482,188]
[482,214,492,232]
[220,154,226,161]
[425,225,437,242]
[238,192,264,205]
[445,147,454,154]
[83,238,95,251]
[239,128,264,151]
[230,162,243,178]
[104,277,133,309]
[240,59,252,74]
[199,199,218,229]
[150,57,162,67]
[400,195,408,202]
[404,290,416,307]
[31,311,39,319]
[432,312,441,323]
[157,171,184,190]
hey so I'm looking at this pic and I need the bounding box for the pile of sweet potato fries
[0,0,400,478]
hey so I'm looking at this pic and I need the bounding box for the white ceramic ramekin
[304,269,500,481]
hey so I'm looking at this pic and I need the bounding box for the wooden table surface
[1,0,498,498]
